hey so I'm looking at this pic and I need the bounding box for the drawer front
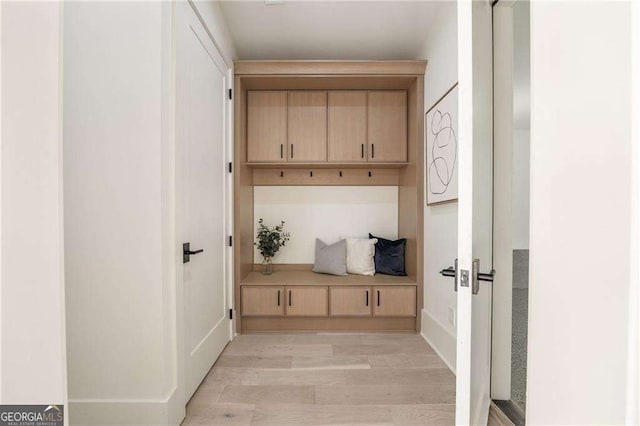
[285,286,328,317]
[241,286,284,316]
[373,286,416,317]
[329,286,372,316]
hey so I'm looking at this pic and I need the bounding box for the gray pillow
[312,239,348,276]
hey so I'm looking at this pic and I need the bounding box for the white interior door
[456,0,494,424]
[176,2,231,400]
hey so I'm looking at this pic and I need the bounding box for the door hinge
[228,162,233,173]
[229,308,233,319]
[228,88,232,100]
[228,235,233,247]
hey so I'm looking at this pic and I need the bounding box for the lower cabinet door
[286,286,328,317]
[373,286,416,317]
[241,286,284,316]
[329,286,372,316]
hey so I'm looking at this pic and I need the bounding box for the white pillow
[343,237,378,276]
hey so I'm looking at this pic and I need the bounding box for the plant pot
[262,257,273,275]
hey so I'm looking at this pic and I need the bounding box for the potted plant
[255,218,290,275]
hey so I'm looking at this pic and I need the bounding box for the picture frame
[425,83,458,205]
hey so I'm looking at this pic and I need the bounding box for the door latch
[441,258,494,294]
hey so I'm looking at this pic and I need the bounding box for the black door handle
[366,290,369,306]
[377,290,380,306]
[183,242,204,263]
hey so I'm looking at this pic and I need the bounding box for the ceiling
[218,1,444,60]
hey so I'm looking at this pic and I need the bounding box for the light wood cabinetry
[329,286,372,316]
[367,91,407,162]
[373,286,416,317]
[285,286,328,317]
[288,91,327,162]
[328,91,368,162]
[247,91,287,162]
[241,286,284,316]
[246,89,408,166]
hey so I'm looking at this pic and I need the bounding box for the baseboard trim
[420,308,456,374]
[69,387,183,425]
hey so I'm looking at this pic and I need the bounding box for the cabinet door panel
[373,286,416,317]
[368,91,407,162]
[328,91,367,163]
[288,91,327,162]
[242,286,284,316]
[286,286,328,317]
[247,91,287,162]
[330,286,372,316]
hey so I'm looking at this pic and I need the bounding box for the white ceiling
[218,1,444,60]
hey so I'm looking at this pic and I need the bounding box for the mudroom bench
[240,268,417,333]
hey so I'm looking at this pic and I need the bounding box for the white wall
[0,1,68,409]
[527,2,634,423]
[512,130,530,250]
[253,186,398,264]
[63,2,235,424]
[418,1,458,372]
[64,1,170,420]
[512,1,530,251]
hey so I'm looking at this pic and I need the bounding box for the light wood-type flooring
[182,333,455,425]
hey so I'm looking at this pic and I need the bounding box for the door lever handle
[440,259,459,292]
[440,267,456,278]
[183,242,204,264]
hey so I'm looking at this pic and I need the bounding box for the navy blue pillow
[369,233,407,276]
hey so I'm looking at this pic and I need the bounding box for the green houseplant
[255,218,290,275]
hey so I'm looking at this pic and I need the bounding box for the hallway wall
[0,1,67,407]
[418,1,458,372]
[527,2,634,423]
[63,2,235,424]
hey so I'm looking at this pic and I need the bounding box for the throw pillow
[369,233,407,276]
[344,237,378,276]
[312,238,348,276]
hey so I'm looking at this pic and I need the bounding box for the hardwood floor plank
[206,368,262,385]
[260,344,333,357]
[333,342,430,356]
[367,353,448,369]
[182,403,255,425]
[251,404,394,426]
[186,385,228,416]
[219,385,315,404]
[314,384,456,405]
[388,404,455,425]
[344,368,455,386]
[214,355,293,369]
[291,355,371,370]
[256,369,346,385]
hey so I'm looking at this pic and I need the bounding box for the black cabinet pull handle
[377,290,380,306]
[371,144,375,158]
[277,290,280,306]
[280,144,283,159]
[366,290,369,306]
[361,144,364,158]
[291,144,294,159]
[288,290,292,306]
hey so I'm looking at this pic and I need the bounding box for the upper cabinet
[247,89,407,164]
[328,91,368,163]
[367,91,407,162]
[247,91,287,162]
[288,91,327,162]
